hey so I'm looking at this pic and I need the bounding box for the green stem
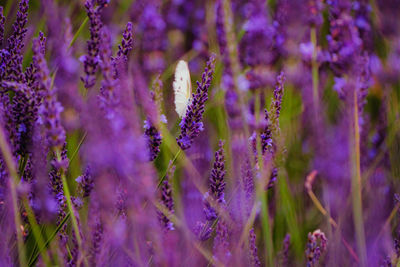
[23,197,51,265]
[0,125,27,267]
[56,150,88,267]
[310,27,319,112]
[68,17,89,49]
[69,131,88,163]
[351,91,367,266]
[28,213,70,266]
[156,150,181,188]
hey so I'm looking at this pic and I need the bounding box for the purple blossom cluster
[0,0,399,266]
[177,54,216,150]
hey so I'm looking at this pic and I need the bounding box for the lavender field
[0,0,399,266]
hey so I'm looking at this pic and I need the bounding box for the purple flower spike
[117,22,133,61]
[33,35,66,152]
[272,71,285,122]
[280,233,291,266]
[305,229,327,267]
[158,162,175,231]
[249,228,261,267]
[0,6,5,45]
[213,218,231,264]
[177,54,216,150]
[204,140,226,221]
[3,0,29,82]
[98,27,117,106]
[76,166,93,198]
[81,0,106,89]
[144,120,162,161]
[260,109,273,155]
[194,221,212,241]
[308,0,324,27]
[89,215,103,266]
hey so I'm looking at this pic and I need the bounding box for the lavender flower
[267,167,278,190]
[144,120,162,161]
[280,233,291,266]
[0,81,38,155]
[177,54,216,150]
[89,215,103,266]
[136,2,167,74]
[240,0,276,68]
[204,140,226,221]
[241,158,255,217]
[248,228,261,267]
[81,0,106,89]
[75,166,93,198]
[213,218,231,264]
[158,162,175,231]
[194,221,212,241]
[261,109,273,155]
[3,0,29,82]
[0,6,5,45]
[270,71,285,131]
[113,21,133,79]
[305,229,327,267]
[33,36,66,153]
[326,0,362,77]
[117,22,133,61]
[307,0,324,27]
[98,28,117,107]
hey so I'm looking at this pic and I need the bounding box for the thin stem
[310,27,319,112]
[23,196,51,265]
[0,124,27,267]
[56,150,88,267]
[156,150,181,188]
[28,213,71,266]
[69,131,88,163]
[68,17,89,49]
[351,91,367,266]
[306,181,359,263]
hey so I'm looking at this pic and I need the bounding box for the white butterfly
[173,60,192,118]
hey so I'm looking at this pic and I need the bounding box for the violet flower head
[144,120,162,161]
[280,233,291,266]
[326,0,362,77]
[158,162,175,231]
[213,218,231,264]
[194,221,213,241]
[99,27,118,108]
[177,54,216,150]
[49,144,68,224]
[272,71,285,121]
[308,0,324,27]
[241,158,255,216]
[305,229,327,267]
[76,166,93,198]
[89,216,103,266]
[33,35,66,152]
[117,22,133,61]
[204,140,226,221]
[81,0,105,89]
[0,6,5,45]
[4,0,29,81]
[0,81,38,155]
[249,228,261,267]
[261,109,273,155]
[267,167,278,190]
[240,0,276,67]
[137,3,167,73]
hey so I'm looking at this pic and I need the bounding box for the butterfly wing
[173,60,192,118]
